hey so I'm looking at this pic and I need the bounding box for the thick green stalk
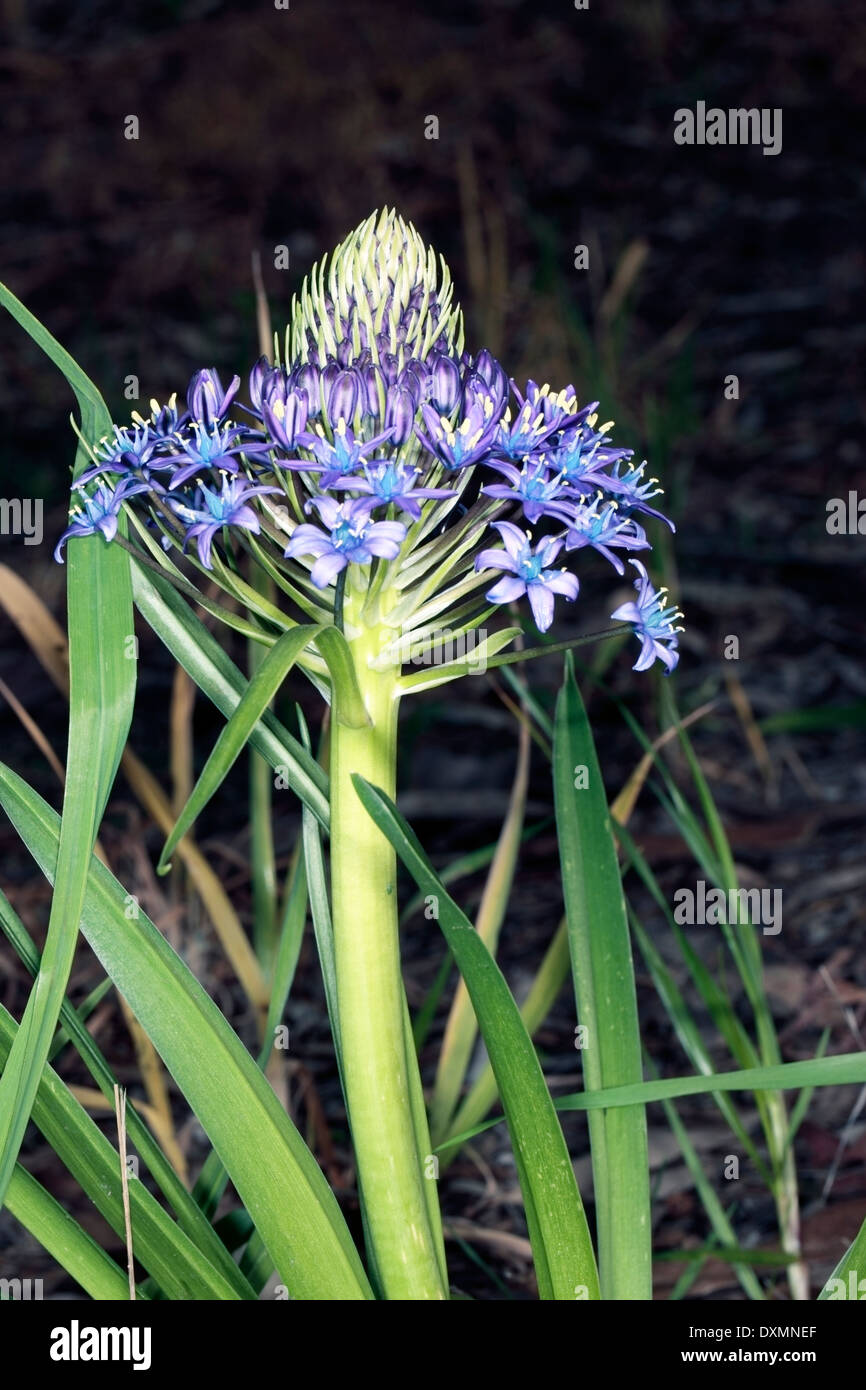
[329,577,447,1300]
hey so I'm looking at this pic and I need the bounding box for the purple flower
[54,477,150,561]
[170,475,280,570]
[187,368,240,430]
[492,381,585,463]
[295,362,323,418]
[512,379,581,435]
[326,368,360,426]
[481,458,576,524]
[142,395,187,441]
[294,418,394,486]
[474,520,579,633]
[415,397,501,472]
[493,394,565,463]
[427,352,462,413]
[263,388,310,455]
[330,461,456,521]
[285,496,406,588]
[563,495,649,573]
[384,384,418,446]
[247,355,272,415]
[471,349,509,406]
[610,559,683,673]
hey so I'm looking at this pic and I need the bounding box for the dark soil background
[0,0,864,1300]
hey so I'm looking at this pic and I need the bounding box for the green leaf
[429,718,530,1144]
[555,1053,866,1109]
[0,1003,241,1300]
[445,919,571,1160]
[158,624,366,874]
[0,282,136,1210]
[819,1211,866,1300]
[0,885,256,1299]
[0,761,372,1301]
[5,1164,140,1301]
[441,1053,866,1149]
[553,654,651,1299]
[131,563,330,828]
[353,775,600,1301]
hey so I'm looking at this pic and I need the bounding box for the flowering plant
[0,205,733,1301]
[2,208,862,1307]
[38,212,688,1298]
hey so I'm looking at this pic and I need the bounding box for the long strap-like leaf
[0,283,136,1211]
[553,655,651,1300]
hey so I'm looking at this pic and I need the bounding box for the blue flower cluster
[56,218,683,674]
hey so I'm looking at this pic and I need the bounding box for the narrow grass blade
[429,717,530,1143]
[248,567,278,970]
[353,775,600,1301]
[443,1053,866,1150]
[554,1054,866,1110]
[648,1055,764,1301]
[553,654,650,1299]
[123,748,269,1013]
[0,762,372,1300]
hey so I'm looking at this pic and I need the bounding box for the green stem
[329,576,447,1300]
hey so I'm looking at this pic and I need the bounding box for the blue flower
[54,477,150,561]
[603,458,675,529]
[285,496,407,588]
[493,381,581,462]
[610,559,683,673]
[76,423,161,484]
[474,520,579,633]
[136,394,187,441]
[416,396,501,471]
[165,422,270,489]
[481,458,575,524]
[170,475,280,570]
[330,461,456,521]
[563,494,649,573]
[513,379,582,434]
[548,416,631,487]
